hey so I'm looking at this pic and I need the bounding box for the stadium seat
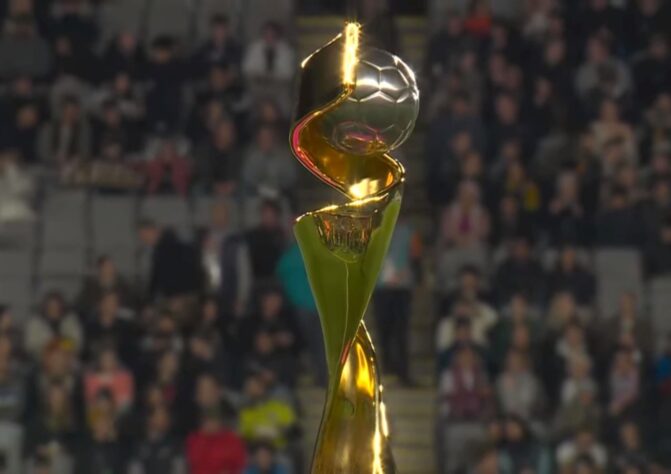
[435,246,489,292]
[648,276,671,353]
[36,277,82,302]
[94,247,138,278]
[594,248,643,318]
[38,249,87,278]
[139,196,193,239]
[0,249,33,278]
[193,196,240,231]
[41,190,89,250]
[91,195,138,250]
[144,0,191,44]
[0,221,37,249]
[0,276,33,322]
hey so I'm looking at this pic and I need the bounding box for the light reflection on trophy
[289,22,419,473]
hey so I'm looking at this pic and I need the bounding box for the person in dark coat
[547,246,596,306]
[138,221,203,301]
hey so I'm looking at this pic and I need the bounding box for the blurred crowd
[423,0,671,473]
[1,0,671,473]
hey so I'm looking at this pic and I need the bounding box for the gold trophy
[290,22,419,473]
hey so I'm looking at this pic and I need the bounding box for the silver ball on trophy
[321,47,420,155]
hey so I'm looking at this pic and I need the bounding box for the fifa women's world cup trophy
[289,22,420,473]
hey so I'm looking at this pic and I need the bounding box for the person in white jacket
[242,22,295,112]
[0,149,35,223]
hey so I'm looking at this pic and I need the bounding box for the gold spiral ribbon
[290,23,403,473]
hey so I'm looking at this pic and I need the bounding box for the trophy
[290,22,420,473]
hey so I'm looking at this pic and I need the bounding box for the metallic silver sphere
[321,48,420,155]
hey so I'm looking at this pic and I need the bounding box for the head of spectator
[41,340,76,383]
[211,118,237,154]
[40,291,67,324]
[456,179,483,212]
[208,64,236,93]
[95,291,120,328]
[155,349,180,386]
[508,234,533,264]
[471,446,500,474]
[247,441,286,473]
[255,124,279,155]
[586,35,611,66]
[115,30,139,56]
[59,95,82,126]
[149,312,181,353]
[42,380,75,430]
[149,36,177,65]
[261,22,283,47]
[259,199,282,231]
[96,255,120,288]
[138,219,162,248]
[195,372,221,413]
[6,14,37,39]
[146,404,172,440]
[210,15,232,47]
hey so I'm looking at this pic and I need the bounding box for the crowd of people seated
[2,0,671,473]
[423,0,671,473]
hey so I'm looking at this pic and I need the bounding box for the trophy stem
[311,321,396,474]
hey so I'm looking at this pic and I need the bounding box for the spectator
[25,292,82,360]
[496,350,544,422]
[276,241,327,386]
[76,409,129,474]
[556,427,608,472]
[138,220,203,303]
[547,247,596,306]
[602,292,653,360]
[612,420,651,471]
[145,136,192,196]
[83,346,134,415]
[201,200,252,318]
[439,345,493,421]
[0,15,51,80]
[594,186,642,247]
[5,87,44,164]
[575,35,632,104]
[84,290,138,370]
[25,381,79,473]
[374,218,421,385]
[0,148,35,223]
[241,125,296,198]
[193,15,242,77]
[101,30,147,80]
[438,180,490,249]
[145,37,185,132]
[547,171,587,246]
[77,256,135,318]
[493,235,546,305]
[193,118,241,193]
[37,95,92,170]
[633,33,671,107]
[238,374,297,448]
[129,406,184,474]
[499,416,552,473]
[608,349,641,420]
[244,441,289,474]
[0,338,24,473]
[245,199,287,282]
[186,411,246,474]
[242,22,295,110]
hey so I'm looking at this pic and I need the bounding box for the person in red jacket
[186,411,247,474]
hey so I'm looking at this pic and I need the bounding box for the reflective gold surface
[290,22,418,474]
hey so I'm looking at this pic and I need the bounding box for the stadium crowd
[0,0,670,473]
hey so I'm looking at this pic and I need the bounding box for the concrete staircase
[294,14,437,474]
